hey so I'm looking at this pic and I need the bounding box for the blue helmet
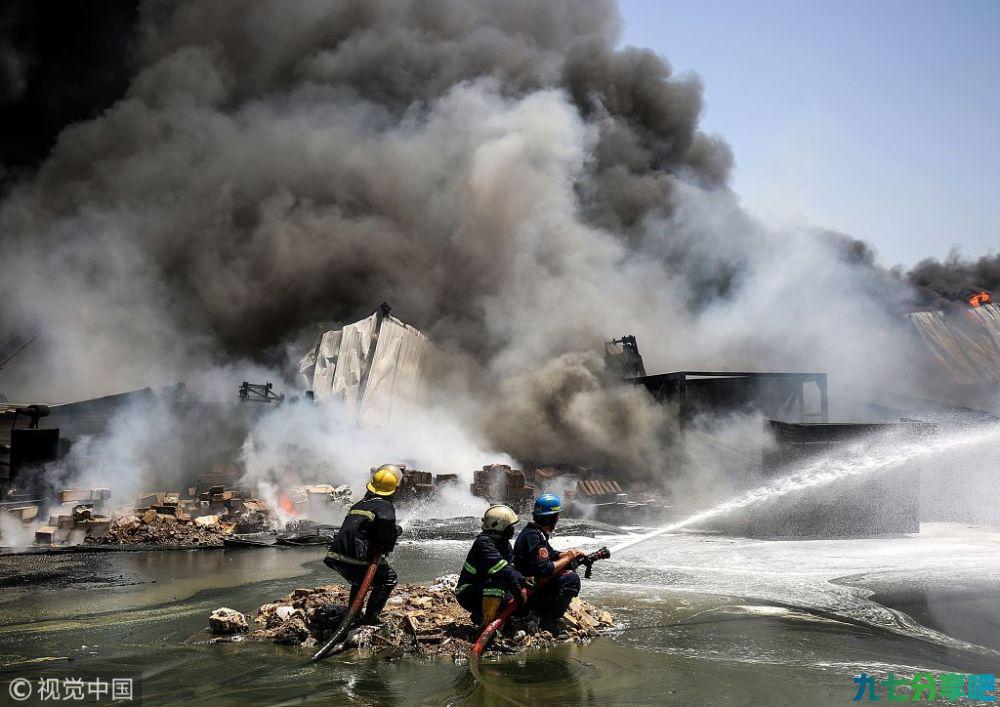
[533,493,563,517]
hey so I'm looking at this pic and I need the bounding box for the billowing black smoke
[907,251,1000,304]
[0,1,137,182]
[0,0,917,474]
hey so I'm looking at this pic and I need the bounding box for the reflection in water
[1,524,999,705]
[472,650,600,706]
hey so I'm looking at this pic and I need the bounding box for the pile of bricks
[93,483,274,546]
[97,510,227,547]
[135,491,197,522]
[469,464,535,508]
[396,466,435,500]
[196,464,242,492]
[34,488,113,545]
[135,485,271,531]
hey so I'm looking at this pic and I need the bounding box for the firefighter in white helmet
[454,504,527,626]
[324,464,403,625]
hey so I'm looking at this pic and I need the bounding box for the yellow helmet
[482,504,519,533]
[371,463,402,483]
[367,464,401,496]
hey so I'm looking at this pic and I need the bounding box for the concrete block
[58,489,93,504]
[139,493,165,507]
[35,526,57,544]
[5,505,38,523]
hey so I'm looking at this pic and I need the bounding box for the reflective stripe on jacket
[328,492,398,563]
[455,532,523,597]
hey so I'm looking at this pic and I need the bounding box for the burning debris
[968,290,992,308]
[208,576,613,658]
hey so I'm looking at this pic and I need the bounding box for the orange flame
[969,291,992,308]
[277,492,297,516]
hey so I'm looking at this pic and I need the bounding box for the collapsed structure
[297,303,431,427]
[4,291,998,548]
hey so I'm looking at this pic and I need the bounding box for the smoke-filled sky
[619,0,1000,268]
[0,0,994,476]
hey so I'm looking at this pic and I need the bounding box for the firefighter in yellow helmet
[324,464,403,624]
[454,504,527,626]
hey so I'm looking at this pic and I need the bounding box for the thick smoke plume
[907,250,1000,302]
[1,0,919,487]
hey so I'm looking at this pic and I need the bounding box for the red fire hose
[470,589,527,658]
[311,553,382,662]
[469,546,610,659]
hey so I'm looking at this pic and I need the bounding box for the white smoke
[0,0,921,504]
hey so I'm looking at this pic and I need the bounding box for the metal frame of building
[632,371,829,424]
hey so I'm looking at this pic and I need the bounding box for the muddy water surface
[2,523,999,705]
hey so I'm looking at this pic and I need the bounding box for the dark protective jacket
[455,532,525,598]
[513,522,563,578]
[328,492,399,565]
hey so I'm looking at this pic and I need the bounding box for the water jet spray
[609,424,1000,555]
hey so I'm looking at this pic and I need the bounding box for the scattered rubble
[88,484,274,547]
[30,488,114,546]
[94,512,226,547]
[209,608,249,635]
[213,575,614,658]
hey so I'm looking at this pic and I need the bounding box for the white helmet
[482,504,519,533]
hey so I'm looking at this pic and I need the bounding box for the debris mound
[217,575,613,658]
[87,485,277,547]
[93,512,226,547]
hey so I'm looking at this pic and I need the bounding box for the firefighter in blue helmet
[513,493,585,635]
[455,504,527,626]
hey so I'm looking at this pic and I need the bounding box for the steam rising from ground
[241,395,514,495]
[0,0,922,494]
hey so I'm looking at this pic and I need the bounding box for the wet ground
[1,522,998,705]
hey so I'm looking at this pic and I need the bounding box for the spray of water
[610,424,1000,555]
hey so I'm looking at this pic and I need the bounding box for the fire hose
[470,546,611,659]
[311,552,382,662]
